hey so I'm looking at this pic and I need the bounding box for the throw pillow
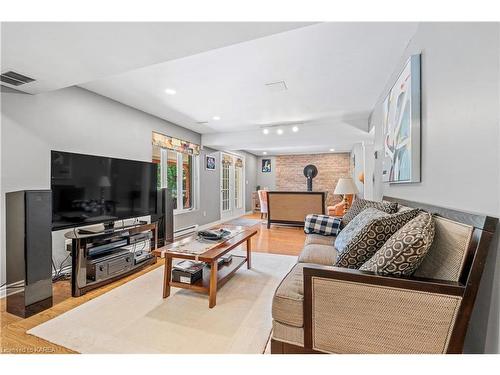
[360,212,435,276]
[335,208,421,269]
[304,214,342,236]
[342,198,398,226]
[334,207,389,253]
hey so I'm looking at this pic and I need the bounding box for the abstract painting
[382,54,421,183]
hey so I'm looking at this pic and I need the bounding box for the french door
[220,152,245,220]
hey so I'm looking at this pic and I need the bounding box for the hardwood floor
[0,212,305,354]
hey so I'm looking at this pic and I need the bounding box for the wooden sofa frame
[271,196,498,354]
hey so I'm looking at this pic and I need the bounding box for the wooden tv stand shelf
[66,222,158,297]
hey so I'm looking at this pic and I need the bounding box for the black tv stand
[66,222,158,297]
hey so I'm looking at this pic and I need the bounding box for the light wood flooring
[0,213,305,354]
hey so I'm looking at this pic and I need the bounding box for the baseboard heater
[174,224,199,238]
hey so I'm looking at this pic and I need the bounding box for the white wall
[362,142,375,200]
[0,86,221,287]
[370,22,500,353]
[237,151,258,212]
[350,143,364,196]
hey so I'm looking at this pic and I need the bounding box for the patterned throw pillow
[342,198,398,226]
[334,208,389,253]
[335,208,421,269]
[304,214,342,236]
[360,212,435,276]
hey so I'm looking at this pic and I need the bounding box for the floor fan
[303,164,318,191]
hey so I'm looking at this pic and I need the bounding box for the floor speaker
[6,190,53,318]
[154,188,174,247]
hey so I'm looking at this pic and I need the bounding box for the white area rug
[28,252,297,354]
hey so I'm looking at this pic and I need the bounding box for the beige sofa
[270,197,498,354]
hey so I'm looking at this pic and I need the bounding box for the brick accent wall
[276,153,350,206]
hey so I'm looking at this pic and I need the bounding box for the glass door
[221,160,231,216]
[220,152,245,220]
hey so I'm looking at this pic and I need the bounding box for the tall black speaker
[6,190,53,318]
[153,188,174,247]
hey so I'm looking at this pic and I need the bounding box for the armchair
[327,194,353,216]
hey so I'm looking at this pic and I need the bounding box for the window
[160,149,197,212]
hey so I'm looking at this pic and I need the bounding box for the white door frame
[220,151,246,220]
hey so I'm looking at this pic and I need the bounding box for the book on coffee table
[173,260,205,274]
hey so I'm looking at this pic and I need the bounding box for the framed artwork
[262,159,272,173]
[206,155,216,171]
[382,54,421,183]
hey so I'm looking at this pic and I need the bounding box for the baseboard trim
[195,212,250,232]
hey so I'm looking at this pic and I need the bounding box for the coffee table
[152,226,258,308]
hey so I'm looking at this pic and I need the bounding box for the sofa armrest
[303,265,465,353]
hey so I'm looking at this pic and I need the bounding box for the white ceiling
[1,22,418,155]
[80,22,418,154]
[1,22,313,93]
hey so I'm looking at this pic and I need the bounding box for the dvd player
[129,231,153,245]
[87,238,129,257]
[134,250,153,265]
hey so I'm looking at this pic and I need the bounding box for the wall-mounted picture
[262,159,272,173]
[382,54,421,184]
[206,155,216,171]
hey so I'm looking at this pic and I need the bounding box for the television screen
[51,151,157,230]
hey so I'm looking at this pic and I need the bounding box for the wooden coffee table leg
[209,260,218,308]
[163,256,172,299]
[246,238,252,269]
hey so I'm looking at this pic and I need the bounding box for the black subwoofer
[6,190,53,318]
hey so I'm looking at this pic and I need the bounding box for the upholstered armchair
[327,194,353,216]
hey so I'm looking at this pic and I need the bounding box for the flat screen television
[51,150,158,230]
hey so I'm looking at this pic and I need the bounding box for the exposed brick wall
[276,153,350,206]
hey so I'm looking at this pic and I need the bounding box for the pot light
[263,152,267,155]
[164,88,176,95]
[212,116,221,121]
[292,126,299,132]
[276,129,284,135]
[329,148,335,152]
[263,128,269,135]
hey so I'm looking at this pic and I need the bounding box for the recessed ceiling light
[276,129,284,135]
[263,129,269,135]
[212,116,221,121]
[263,152,267,155]
[164,88,176,95]
[329,148,335,152]
[292,126,299,132]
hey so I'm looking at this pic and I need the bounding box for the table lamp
[334,178,359,214]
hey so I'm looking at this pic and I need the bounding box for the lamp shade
[334,178,359,195]
[98,175,112,188]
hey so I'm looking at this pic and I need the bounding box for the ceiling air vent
[265,80,287,92]
[0,71,36,86]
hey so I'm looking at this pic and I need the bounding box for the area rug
[223,218,263,227]
[27,251,297,354]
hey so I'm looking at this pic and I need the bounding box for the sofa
[270,196,498,354]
